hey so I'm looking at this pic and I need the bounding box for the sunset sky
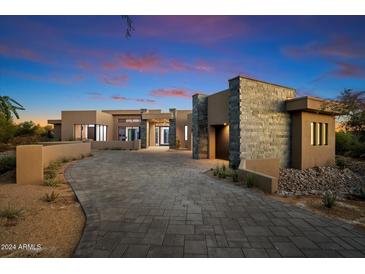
[0,16,364,125]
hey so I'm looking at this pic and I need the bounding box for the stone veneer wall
[140,120,147,148]
[228,78,241,168]
[237,77,296,168]
[169,108,176,148]
[192,94,208,159]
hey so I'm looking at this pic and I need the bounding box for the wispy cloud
[0,44,50,63]
[102,53,215,74]
[150,88,194,98]
[331,62,365,78]
[283,36,365,60]
[0,68,84,84]
[86,93,156,104]
[102,75,129,86]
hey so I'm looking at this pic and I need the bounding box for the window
[311,122,328,146]
[184,125,188,141]
[310,122,315,145]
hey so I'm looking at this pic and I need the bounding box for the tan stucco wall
[149,122,156,146]
[16,145,44,185]
[292,111,335,169]
[61,111,97,141]
[240,158,279,179]
[208,89,230,125]
[175,110,192,149]
[61,111,113,141]
[43,142,91,168]
[96,111,114,141]
[16,142,91,185]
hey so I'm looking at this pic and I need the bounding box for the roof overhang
[142,113,172,120]
[285,96,338,115]
[47,119,61,125]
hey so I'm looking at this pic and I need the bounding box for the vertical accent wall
[237,77,296,168]
[140,120,147,148]
[169,108,177,148]
[192,94,208,159]
[228,77,241,168]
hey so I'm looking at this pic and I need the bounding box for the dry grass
[0,161,85,258]
[272,194,365,229]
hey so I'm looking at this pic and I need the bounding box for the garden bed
[0,161,85,257]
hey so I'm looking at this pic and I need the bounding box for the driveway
[65,148,365,257]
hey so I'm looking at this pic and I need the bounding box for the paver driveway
[65,148,365,258]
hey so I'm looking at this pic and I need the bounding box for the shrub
[336,131,365,158]
[213,166,219,176]
[232,170,239,182]
[44,178,60,187]
[0,203,23,220]
[218,168,227,179]
[335,158,346,169]
[0,155,16,174]
[322,191,337,208]
[245,174,254,188]
[43,191,59,202]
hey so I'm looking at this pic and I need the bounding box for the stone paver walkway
[65,149,365,258]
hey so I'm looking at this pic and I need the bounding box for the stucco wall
[16,142,91,185]
[237,77,296,168]
[208,89,230,126]
[293,112,335,169]
[61,111,97,141]
[175,110,192,149]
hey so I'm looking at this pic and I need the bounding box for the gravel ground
[278,166,365,196]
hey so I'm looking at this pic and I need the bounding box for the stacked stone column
[192,94,208,159]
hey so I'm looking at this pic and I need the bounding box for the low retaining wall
[16,142,91,185]
[91,140,141,150]
[239,158,279,194]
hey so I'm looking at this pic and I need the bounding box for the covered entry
[209,124,229,160]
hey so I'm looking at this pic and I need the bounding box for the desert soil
[0,162,85,258]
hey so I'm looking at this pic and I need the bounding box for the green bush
[245,174,254,188]
[0,203,23,220]
[0,155,16,174]
[336,131,365,158]
[232,170,239,182]
[322,191,337,208]
[44,160,62,185]
[335,158,346,169]
[0,114,16,143]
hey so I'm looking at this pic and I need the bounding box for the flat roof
[285,96,338,115]
[228,75,295,91]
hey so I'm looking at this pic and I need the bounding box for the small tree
[323,89,365,140]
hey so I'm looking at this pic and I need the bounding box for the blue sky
[0,16,364,125]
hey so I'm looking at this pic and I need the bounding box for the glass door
[160,126,169,145]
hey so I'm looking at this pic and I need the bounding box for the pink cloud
[102,75,129,86]
[0,68,84,84]
[283,36,365,60]
[332,62,365,78]
[102,53,214,74]
[0,44,49,63]
[138,16,249,44]
[87,93,156,104]
[119,53,161,72]
[150,88,194,98]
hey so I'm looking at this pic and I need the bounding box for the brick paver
[65,148,365,258]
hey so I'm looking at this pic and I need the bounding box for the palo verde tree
[0,96,25,121]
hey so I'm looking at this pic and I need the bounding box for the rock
[278,166,364,196]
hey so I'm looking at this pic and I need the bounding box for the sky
[0,16,365,125]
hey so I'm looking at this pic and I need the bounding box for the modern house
[48,108,192,149]
[192,76,336,170]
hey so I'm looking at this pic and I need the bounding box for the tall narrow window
[310,122,315,145]
[184,125,188,141]
[316,122,321,146]
[323,123,328,145]
[318,122,323,145]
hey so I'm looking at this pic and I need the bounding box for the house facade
[48,108,192,149]
[192,76,336,170]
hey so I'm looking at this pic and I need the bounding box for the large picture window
[184,125,188,141]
